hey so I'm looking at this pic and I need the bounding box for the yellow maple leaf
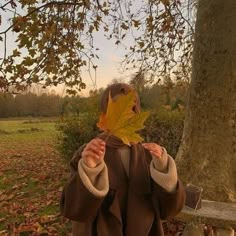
[97,90,149,145]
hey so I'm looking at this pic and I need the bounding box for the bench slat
[175,200,236,228]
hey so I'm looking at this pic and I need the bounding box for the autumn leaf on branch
[97,90,149,145]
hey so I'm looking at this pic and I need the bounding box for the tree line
[0,92,62,118]
[0,80,188,118]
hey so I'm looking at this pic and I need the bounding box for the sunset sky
[79,31,132,95]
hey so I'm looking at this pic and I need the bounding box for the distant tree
[170,80,189,109]
[0,92,16,117]
[11,92,61,117]
[15,94,30,116]
[62,95,81,115]
[37,93,61,116]
[107,78,125,86]
[129,71,147,94]
[139,84,164,110]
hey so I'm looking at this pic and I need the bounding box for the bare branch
[0,0,13,10]
[175,2,195,35]
[0,33,7,66]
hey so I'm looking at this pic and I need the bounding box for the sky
[52,32,135,97]
[78,31,132,96]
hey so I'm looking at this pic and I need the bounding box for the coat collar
[104,143,154,236]
[127,144,154,236]
[104,143,151,194]
[129,143,151,194]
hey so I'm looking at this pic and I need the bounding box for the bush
[57,107,185,162]
[56,112,100,162]
[141,107,184,158]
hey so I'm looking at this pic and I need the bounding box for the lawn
[0,118,71,235]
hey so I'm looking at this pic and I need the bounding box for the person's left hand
[142,143,163,159]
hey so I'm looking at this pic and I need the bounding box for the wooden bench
[175,200,236,236]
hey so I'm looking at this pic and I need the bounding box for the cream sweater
[78,146,178,198]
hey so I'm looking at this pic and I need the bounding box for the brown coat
[60,143,186,236]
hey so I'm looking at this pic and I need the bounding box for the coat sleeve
[60,145,108,221]
[150,148,178,192]
[152,178,186,220]
[148,148,186,220]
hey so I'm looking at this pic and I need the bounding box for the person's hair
[100,83,140,113]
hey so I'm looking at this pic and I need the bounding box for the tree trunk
[176,0,236,202]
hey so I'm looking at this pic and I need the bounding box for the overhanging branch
[0,1,85,35]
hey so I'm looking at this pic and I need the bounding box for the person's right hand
[81,138,106,168]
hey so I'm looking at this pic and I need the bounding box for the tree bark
[176,0,236,202]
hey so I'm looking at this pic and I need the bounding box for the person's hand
[82,138,106,168]
[142,142,163,160]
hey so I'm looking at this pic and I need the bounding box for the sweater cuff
[152,147,168,172]
[150,154,178,193]
[78,159,109,198]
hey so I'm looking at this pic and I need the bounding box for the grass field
[0,118,71,235]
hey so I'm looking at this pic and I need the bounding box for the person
[60,83,186,236]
